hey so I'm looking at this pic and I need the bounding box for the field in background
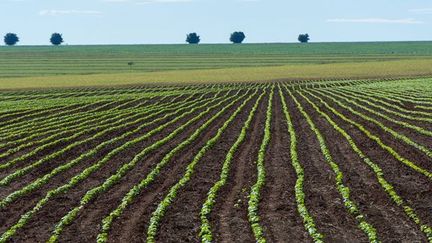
[1,42,432,89]
[0,78,431,242]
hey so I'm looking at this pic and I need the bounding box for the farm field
[0,77,431,242]
[2,42,432,90]
[2,42,432,77]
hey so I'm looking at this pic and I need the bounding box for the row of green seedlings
[377,89,432,103]
[304,90,432,180]
[287,87,379,242]
[287,78,383,90]
[0,87,188,125]
[0,98,134,132]
[4,87,198,101]
[339,87,405,107]
[0,90,202,143]
[2,84,209,101]
[279,85,324,242]
[352,87,432,109]
[359,88,432,111]
[0,90,230,209]
[0,94,126,113]
[0,93,184,169]
[358,87,432,105]
[0,85,252,144]
[0,98,142,136]
[0,82,242,101]
[326,89,432,136]
[330,88,432,126]
[47,89,250,242]
[343,88,432,119]
[0,108,35,121]
[0,88,243,243]
[0,91,180,136]
[311,89,432,160]
[144,89,257,243]
[297,90,432,242]
[0,90,206,150]
[97,88,262,242]
[0,94,153,129]
[198,89,266,242]
[0,103,82,130]
[0,94,209,188]
[246,86,274,243]
[0,92,196,159]
[0,99,160,160]
[0,83,249,137]
[0,84,242,112]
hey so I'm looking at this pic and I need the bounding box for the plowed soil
[0,81,431,243]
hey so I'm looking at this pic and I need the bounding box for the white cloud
[327,18,424,24]
[39,10,103,16]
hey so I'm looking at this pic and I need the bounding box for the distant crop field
[1,42,432,90]
[0,42,432,77]
[0,78,431,242]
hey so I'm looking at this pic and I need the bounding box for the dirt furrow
[298,90,427,242]
[303,90,432,238]
[259,88,310,242]
[211,94,267,243]
[104,92,253,243]
[0,94,232,241]
[287,89,368,242]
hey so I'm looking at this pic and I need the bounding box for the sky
[1,0,432,45]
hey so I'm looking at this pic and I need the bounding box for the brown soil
[258,89,310,242]
[296,90,428,242]
[0,84,431,243]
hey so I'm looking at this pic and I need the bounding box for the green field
[1,42,432,89]
[1,41,432,242]
[0,79,431,242]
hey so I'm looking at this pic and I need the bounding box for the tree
[186,32,200,44]
[50,33,64,46]
[4,33,19,46]
[298,33,310,43]
[230,31,246,44]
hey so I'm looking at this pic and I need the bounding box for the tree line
[3,32,310,46]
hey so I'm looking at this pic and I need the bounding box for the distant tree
[298,33,310,43]
[230,31,246,44]
[4,33,19,46]
[127,62,134,70]
[50,33,64,46]
[186,32,200,44]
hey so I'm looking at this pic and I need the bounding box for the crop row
[311,89,432,160]
[48,89,249,242]
[297,90,432,242]
[279,86,324,242]
[246,86,273,243]
[328,89,432,131]
[287,86,378,242]
[0,92,197,158]
[0,92,196,143]
[342,88,432,119]
[0,90,229,209]
[198,89,266,243]
[145,90,256,243]
[0,88,242,243]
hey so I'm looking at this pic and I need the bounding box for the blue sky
[1,0,432,45]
